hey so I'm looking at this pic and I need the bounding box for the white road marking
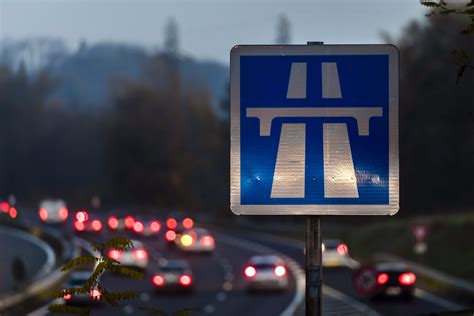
[415,288,464,311]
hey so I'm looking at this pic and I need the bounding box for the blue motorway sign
[230,45,399,215]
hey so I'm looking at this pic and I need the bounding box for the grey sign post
[230,43,399,316]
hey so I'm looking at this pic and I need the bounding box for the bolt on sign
[230,45,399,215]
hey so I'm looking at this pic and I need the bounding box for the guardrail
[0,218,79,315]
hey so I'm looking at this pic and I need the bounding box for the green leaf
[421,1,440,7]
[109,265,144,279]
[48,304,90,316]
[61,255,97,272]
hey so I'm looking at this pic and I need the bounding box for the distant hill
[0,38,229,109]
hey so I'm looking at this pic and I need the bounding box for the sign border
[230,44,399,216]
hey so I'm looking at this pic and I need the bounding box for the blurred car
[133,215,162,236]
[176,228,215,253]
[61,271,102,305]
[372,263,416,300]
[74,215,104,234]
[107,239,149,271]
[38,199,68,224]
[244,255,288,291]
[152,259,193,292]
[165,212,194,233]
[322,239,350,267]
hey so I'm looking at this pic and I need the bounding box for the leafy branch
[48,237,144,315]
[421,1,474,83]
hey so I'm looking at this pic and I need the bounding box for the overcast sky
[0,0,427,64]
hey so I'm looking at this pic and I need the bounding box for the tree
[164,17,179,56]
[275,14,291,44]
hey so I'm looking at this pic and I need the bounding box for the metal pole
[306,41,323,316]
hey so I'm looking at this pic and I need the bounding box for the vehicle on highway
[165,212,194,233]
[322,239,350,267]
[38,199,68,224]
[244,255,288,291]
[61,271,102,305]
[176,228,215,253]
[133,215,162,236]
[74,215,104,234]
[108,239,149,271]
[372,263,416,300]
[152,259,193,292]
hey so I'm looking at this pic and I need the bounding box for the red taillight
[108,249,122,261]
[124,216,134,229]
[75,211,88,223]
[399,272,416,286]
[200,236,214,247]
[152,275,164,286]
[63,290,72,300]
[108,216,119,230]
[179,274,192,286]
[90,288,101,300]
[166,218,177,229]
[377,273,389,285]
[182,217,194,229]
[133,221,144,233]
[165,230,176,241]
[274,265,286,277]
[337,243,348,255]
[59,207,68,220]
[150,220,161,233]
[74,221,86,232]
[91,220,102,231]
[244,266,256,278]
[39,208,48,221]
[133,248,148,260]
[9,207,17,219]
[1,202,10,213]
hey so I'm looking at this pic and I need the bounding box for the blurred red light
[124,216,134,229]
[108,216,119,229]
[59,207,68,220]
[182,217,194,229]
[165,230,176,241]
[1,202,10,213]
[90,288,101,300]
[274,265,286,277]
[75,211,88,223]
[9,207,17,219]
[133,248,148,260]
[63,291,72,300]
[91,220,102,231]
[179,274,192,286]
[150,220,161,233]
[377,273,389,285]
[244,266,256,278]
[166,218,177,229]
[133,221,144,233]
[108,249,122,261]
[337,243,348,256]
[399,272,416,286]
[39,208,48,221]
[152,275,164,286]
[74,221,86,232]
[200,236,214,247]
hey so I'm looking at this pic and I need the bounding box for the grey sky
[0,0,427,64]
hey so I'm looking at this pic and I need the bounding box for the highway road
[4,210,467,316]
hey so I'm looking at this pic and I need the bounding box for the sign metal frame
[230,44,399,216]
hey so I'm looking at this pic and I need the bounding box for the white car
[152,259,193,292]
[176,228,215,253]
[108,239,149,271]
[38,199,68,224]
[244,255,288,291]
[61,271,102,305]
[322,239,350,267]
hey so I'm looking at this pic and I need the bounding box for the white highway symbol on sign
[230,45,399,215]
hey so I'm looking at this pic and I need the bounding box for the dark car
[152,259,193,292]
[372,263,416,300]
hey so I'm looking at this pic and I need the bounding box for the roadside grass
[344,212,474,284]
